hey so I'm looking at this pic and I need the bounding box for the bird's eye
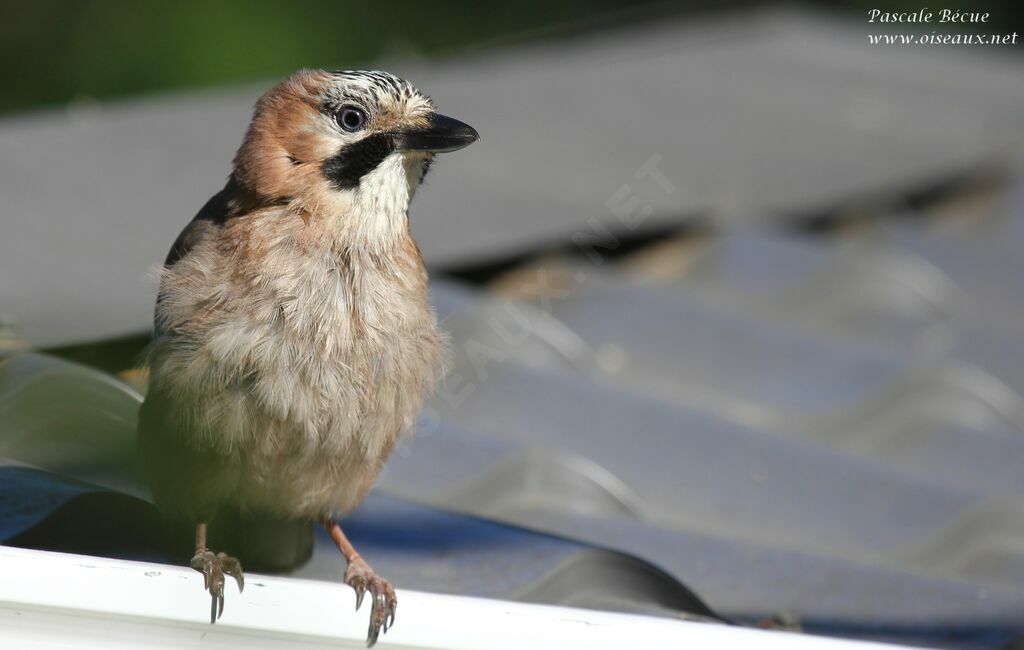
[337,107,367,132]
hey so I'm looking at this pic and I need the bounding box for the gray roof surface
[1,7,1023,650]
[3,9,1024,347]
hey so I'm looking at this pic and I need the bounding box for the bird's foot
[191,549,244,624]
[345,556,397,647]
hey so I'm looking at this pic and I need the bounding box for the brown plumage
[138,69,477,646]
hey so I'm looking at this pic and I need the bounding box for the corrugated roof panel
[3,10,1024,347]
[1,8,1023,650]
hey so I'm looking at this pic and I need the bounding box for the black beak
[394,113,479,153]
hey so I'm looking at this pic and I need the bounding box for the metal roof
[1,7,1023,650]
[3,8,1023,347]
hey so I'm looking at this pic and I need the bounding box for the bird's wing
[154,177,244,336]
[142,178,245,517]
[164,177,241,268]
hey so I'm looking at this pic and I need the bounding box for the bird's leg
[189,522,244,624]
[321,516,396,647]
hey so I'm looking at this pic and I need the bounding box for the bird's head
[232,69,477,241]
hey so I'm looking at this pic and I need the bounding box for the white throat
[349,152,420,249]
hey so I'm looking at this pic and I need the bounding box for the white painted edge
[0,545,927,650]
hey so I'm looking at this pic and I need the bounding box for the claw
[355,585,366,610]
[191,549,244,625]
[367,619,381,648]
[344,557,397,647]
[223,556,245,593]
[385,603,396,631]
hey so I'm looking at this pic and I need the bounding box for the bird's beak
[394,114,479,153]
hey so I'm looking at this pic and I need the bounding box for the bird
[137,68,477,646]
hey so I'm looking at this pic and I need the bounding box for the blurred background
[1,1,1023,649]
[1,0,1021,115]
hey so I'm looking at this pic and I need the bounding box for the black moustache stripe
[321,133,397,190]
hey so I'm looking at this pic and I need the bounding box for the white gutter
[0,545,925,650]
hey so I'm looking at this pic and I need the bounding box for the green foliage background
[0,0,1020,116]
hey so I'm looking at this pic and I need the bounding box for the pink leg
[321,516,397,647]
